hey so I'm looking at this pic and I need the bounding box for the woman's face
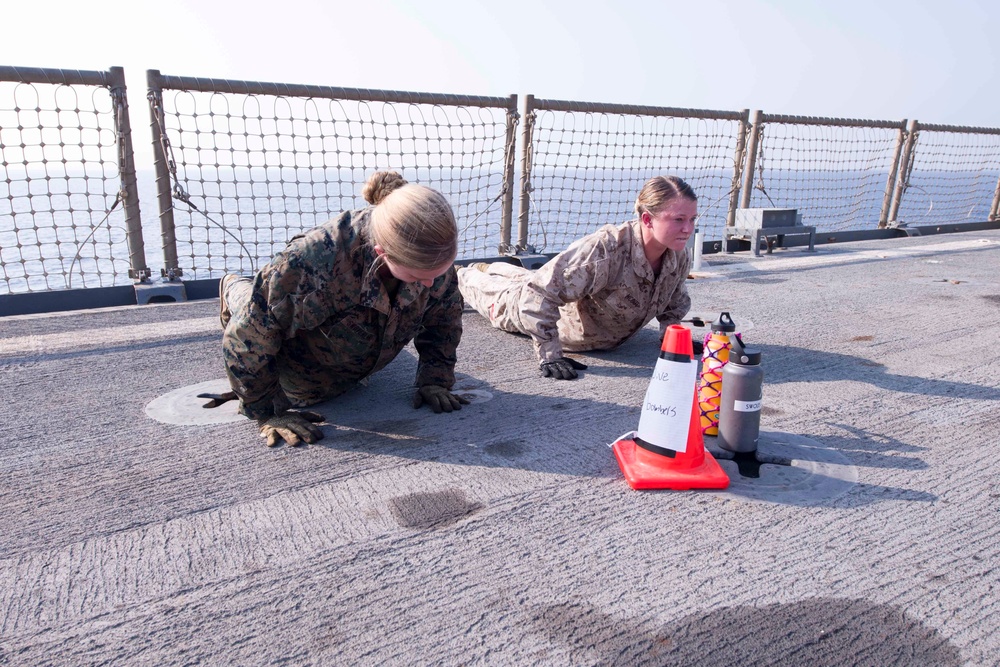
[377,250,454,288]
[641,197,698,252]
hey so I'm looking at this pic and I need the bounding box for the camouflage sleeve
[518,229,617,363]
[222,254,320,420]
[412,267,463,389]
[655,250,693,335]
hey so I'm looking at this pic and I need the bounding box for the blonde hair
[634,175,698,218]
[363,171,458,270]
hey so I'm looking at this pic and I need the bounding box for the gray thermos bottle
[718,334,764,453]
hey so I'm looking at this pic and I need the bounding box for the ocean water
[2,165,997,295]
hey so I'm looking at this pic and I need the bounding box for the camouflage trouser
[221,275,356,410]
[457,263,534,336]
[220,274,252,330]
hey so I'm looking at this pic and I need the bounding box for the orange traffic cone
[612,324,730,490]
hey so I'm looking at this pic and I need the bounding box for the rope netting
[894,129,1000,225]
[744,123,901,232]
[156,90,514,278]
[0,81,131,294]
[524,110,743,248]
[4,66,1000,299]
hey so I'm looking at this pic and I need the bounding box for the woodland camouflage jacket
[222,208,462,420]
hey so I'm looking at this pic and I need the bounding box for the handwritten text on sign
[636,356,698,453]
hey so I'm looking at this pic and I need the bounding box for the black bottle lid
[711,312,736,333]
[730,348,762,365]
[727,332,761,365]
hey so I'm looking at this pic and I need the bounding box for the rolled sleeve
[518,232,615,363]
[412,268,464,388]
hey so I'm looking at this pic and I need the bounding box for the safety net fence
[3,66,1000,296]
[517,97,748,249]
[147,71,518,280]
[0,66,145,295]
[890,122,1000,226]
[738,113,907,233]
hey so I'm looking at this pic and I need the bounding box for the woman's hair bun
[362,171,408,205]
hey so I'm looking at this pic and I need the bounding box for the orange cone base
[612,439,730,490]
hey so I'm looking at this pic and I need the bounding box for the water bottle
[718,334,764,453]
[697,312,736,435]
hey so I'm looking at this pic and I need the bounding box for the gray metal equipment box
[735,208,799,229]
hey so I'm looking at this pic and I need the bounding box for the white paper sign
[734,399,762,413]
[636,355,698,453]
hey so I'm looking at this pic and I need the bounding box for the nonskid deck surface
[1,232,998,666]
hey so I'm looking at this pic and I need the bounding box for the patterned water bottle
[697,312,736,435]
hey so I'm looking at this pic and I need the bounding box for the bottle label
[734,399,762,412]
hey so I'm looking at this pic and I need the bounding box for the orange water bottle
[697,312,736,435]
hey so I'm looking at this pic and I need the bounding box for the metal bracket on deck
[726,225,817,257]
[725,208,817,256]
[513,254,550,270]
[128,267,153,281]
[135,280,188,305]
[887,220,922,237]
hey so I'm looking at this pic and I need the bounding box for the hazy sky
[3,0,998,131]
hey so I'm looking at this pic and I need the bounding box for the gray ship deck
[2,231,999,666]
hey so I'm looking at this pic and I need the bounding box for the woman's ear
[373,244,385,256]
[641,211,653,228]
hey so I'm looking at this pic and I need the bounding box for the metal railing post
[888,119,919,224]
[878,120,908,228]
[146,69,181,279]
[514,94,536,253]
[499,94,519,253]
[108,66,150,282]
[739,110,763,209]
[727,109,750,228]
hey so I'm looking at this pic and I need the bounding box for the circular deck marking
[145,378,246,425]
[705,431,858,505]
[145,375,494,426]
[452,389,493,404]
[451,375,494,405]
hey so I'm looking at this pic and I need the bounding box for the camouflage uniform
[458,219,690,363]
[221,208,462,420]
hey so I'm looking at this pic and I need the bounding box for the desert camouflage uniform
[221,208,462,420]
[458,219,690,363]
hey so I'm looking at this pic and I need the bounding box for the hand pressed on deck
[258,411,326,447]
[412,385,470,413]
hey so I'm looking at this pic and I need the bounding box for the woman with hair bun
[458,175,697,381]
[213,171,467,447]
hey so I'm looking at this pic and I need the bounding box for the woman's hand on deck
[258,410,326,447]
[412,385,470,413]
[539,357,588,380]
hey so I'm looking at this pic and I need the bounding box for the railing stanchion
[499,94,519,254]
[739,110,763,210]
[146,69,181,280]
[888,120,919,225]
[727,109,750,229]
[879,120,908,228]
[109,66,149,282]
[514,94,536,254]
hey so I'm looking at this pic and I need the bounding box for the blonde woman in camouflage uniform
[213,171,467,447]
[458,175,696,380]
